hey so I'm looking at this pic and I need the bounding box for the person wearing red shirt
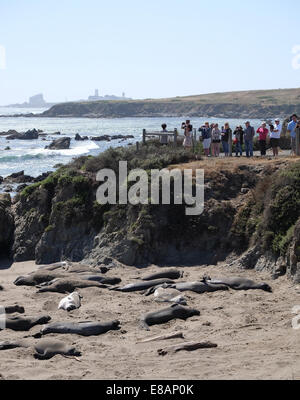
[256,122,269,156]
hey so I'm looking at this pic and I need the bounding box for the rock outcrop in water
[45,137,71,150]
[7,129,39,140]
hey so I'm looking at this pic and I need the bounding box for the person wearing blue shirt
[287,114,298,155]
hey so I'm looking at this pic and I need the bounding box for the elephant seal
[37,261,68,271]
[40,320,120,336]
[145,281,229,296]
[138,269,183,281]
[37,278,107,294]
[58,292,82,311]
[203,276,272,292]
[110,278,175,293]
[140,304,200,331]
[2,315,51,331]
[14,271,65,286]
[34,339,81,360]
[80,275,121,285]
[4,305,25,314]
[153,288,187,305]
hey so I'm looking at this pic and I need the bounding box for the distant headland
[1,88,300,119]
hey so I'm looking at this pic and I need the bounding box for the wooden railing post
[174,128,178,147]
[143,129,146,145]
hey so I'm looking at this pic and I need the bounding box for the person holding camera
[199,122,211,156]
[182,120,193,149]
[256,122,269,156]
[269,118,281,157]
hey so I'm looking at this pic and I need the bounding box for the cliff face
[41,101,299,119]
[2,143,300,281]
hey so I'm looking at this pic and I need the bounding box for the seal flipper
[139,320,150,331]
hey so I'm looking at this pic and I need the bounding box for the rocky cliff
[1,143,300,282]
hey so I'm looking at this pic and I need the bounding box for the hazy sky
[0,0,300,105]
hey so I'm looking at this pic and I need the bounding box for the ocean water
[0,107,263,178]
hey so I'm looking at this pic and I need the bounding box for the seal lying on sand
[40,320,121,336]
[39,262,108,275]
[14,271,66,286]
[4,305,25,314]
[34,339,81,360]
[144,281,229,296]
[80,275,121,285]
[138,269,183,281]
[153,288,187,305]
[37,278,107,294]
[140,304,200,330]
[2,315,51,331]
[203,276,272,292]
[58,292,82,311]
[0,339,81,360]
[110,278,175,293]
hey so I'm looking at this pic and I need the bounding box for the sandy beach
[0,260,300,380]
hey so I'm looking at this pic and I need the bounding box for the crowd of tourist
[159,115,300,157]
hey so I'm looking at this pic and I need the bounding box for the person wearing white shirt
[270,118,282,157]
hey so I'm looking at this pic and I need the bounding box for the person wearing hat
[256,122,269,156]
[244,121,255,157]
[269,118,282,157]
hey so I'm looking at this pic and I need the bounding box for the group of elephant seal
[203,276,272,293]
[40,320,121,336]
[140,304,200,331]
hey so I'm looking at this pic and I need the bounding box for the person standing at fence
[234,125,244,157]
[182,120,193,149]
[160,123,168,145]
[256,122,269,156]
[221,123,232,157]
[211,123,221,157]
[244,121,255,157]
[199,122,211,157]
[269,118,282,157]
[287,114,298,155]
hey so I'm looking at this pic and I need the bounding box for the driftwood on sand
[137,332,184,344]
